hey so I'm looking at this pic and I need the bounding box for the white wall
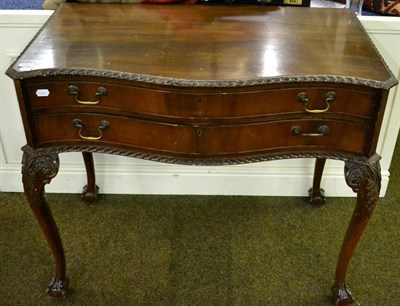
[1,10,399,196]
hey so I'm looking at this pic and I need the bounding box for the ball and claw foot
[308,187,326,206]
[332,284,355,305]
[46,277,69,297]
[81,184,99,203]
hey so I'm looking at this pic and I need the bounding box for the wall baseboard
[0,159,390,197]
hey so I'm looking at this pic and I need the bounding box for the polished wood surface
[9,4,394,86]
[6,4,397,305]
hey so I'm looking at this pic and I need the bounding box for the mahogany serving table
[6,3,397,304]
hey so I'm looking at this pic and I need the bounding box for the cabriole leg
[309,157,326,206]
[22,145,68,297]
[81,151,99,202]
[332,155,381,305]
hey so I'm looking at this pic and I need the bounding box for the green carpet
[1,138,399,305]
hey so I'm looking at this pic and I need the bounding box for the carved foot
[308,187,326,206]
[46,277,69,297]
[81,152,98,203]
[332,284,354,305]
[81,184,99,202]
[309,158,326,206]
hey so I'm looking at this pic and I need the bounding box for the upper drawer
[27,81,375,120]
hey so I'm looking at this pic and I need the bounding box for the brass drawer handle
[72,119,110,140]
[297,92,336,113]
[290,125,329,137]
[68,85,107,105]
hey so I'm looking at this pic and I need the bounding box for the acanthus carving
[22,145,60,206]
[344,155,381,212]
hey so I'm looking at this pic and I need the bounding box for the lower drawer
[34,114,368,156]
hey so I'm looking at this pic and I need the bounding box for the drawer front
[27,82,374,120]
[35,114,367,155]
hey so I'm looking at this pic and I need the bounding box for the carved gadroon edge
[6,67,397,90]
[22,145,60,204]
[344,154,381,212]
[22,144,376,167]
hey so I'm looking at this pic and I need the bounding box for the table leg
[81,151,99,202]
[22,145,68,297]
[309,157,326,206]
[332,156,381,305]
